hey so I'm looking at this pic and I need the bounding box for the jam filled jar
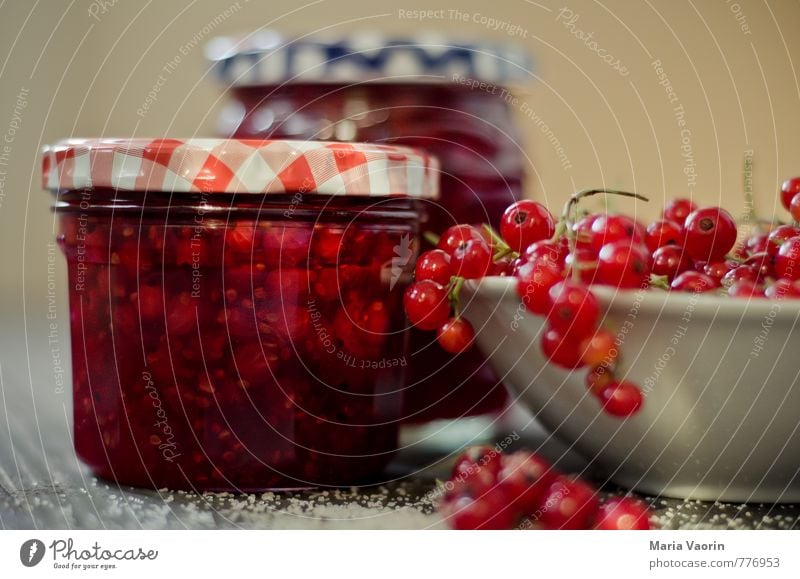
[44,138,438,491]
[207,32,532,421]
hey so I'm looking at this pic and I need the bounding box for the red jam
[46,139,434,490]
[221,84,520,421]
[58,192,418,490]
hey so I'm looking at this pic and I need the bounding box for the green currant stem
[449,276,465,317]
[550,188,650,283]
[482,223,519,262]
[423,231,441,246]
[482,223,505,247]
[649,274,670,290]
[559,188,650,226]
[483,224,519,259]
[493,247,514,261]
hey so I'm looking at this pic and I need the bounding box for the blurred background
[1,0,800,341]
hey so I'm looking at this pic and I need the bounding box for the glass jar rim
[42,138,440,199]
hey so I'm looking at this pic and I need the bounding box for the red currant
[743,252,773,281]
[703,260,737,282]
[489,256,514,276]
[516,259,564,315]
[452,445,502,481]
[774,236,800,281]
[780,177,800,211]
[547,280,599,337]
[537,476,600,530]
[663,198,698,225]
[721,265,757,288]
[791,193,800,222]
[744,233,769,257]
[596,497,651,530]
[437,318,475,353]
[683,207,738,261]
[500,200,555,252]
[508,256,527,277]
[670,271,717,293]
[728,280,764,298]
[437,224,483,256]
[765,278,800,299]
[651,245,692,281]
[580,329,617,368]
[597,380,643,417]
[451,238,493,279]
[645,219,682,252]
[767,225,800,257]
[415,249,452,286]
[439,490,517,530]
[541,326,586,369]
[496,452,555,513]
[403,280,450,331]
[450,446,502,495]
[565,248,600,284]
[596,241,651,289]
[523,239,568,271]
[588,214,646,253]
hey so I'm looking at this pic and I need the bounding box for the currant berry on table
[437,446,652,530]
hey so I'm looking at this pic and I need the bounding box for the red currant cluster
[513,191,661,417]
[648,177,800,297]
[405,181,800,420]
[403,202,555,354]
[438,446,651,530]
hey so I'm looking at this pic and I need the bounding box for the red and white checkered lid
[42,138,439,198]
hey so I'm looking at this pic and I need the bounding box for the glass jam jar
[43,138,438,491]
[207,33,532,422]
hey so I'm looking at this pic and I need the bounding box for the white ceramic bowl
[461,276,800,503]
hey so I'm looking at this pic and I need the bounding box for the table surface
[2,321,799,530]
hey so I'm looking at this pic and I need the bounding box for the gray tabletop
[2,320,799,530]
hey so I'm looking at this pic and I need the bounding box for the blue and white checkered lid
[206,31,532,86]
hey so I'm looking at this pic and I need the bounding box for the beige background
[1,0,799,311]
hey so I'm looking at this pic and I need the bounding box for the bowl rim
[466,276,800,320]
